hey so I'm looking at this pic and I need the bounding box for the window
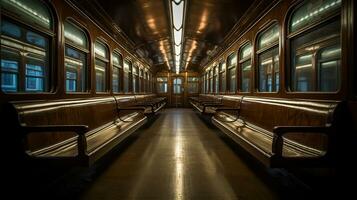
[112,51,122,93]
[94,41,109,92]
[132,65,139,93]
[213,65,219,93]
[257,23,279,92]
[209,69,213,93]
[219,62,226,93]
[1,0,53,93]
[289,0,341,92]
[64,21,88,92]
[157,77,168,93]
[173,78,182,94]
[227,53,237,93]
[123,60,131,93]
[204,72,209,93]
[144,71,149,92]
[139,68,144,92]
[239,43,252,92]
[188,77,199,93]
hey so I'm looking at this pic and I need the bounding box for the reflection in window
[123,60,131,93]
[257,24,279,92]
[25,64,44,91]
[188,76,199,93]
[219,62,226,93]
[95,41,108,92]
[290,0,341,92]
[133,65,139,93]
[1,59,18,92]
[1,0,52,29]
[239,43,252,92]
[112,52,122,93]
[157,77,168,93]
[227,53,237,92]
[213,66,218,93]
[173,78,182,94]
[1,20,49,93]
[65,46,86,92]
[290,0,341,33]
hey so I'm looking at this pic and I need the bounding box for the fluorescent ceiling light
[176,54,181,62]
[172,1,184,29]
[174,29,182,45]
[175,45,181,55]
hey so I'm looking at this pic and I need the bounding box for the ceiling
[89,0,255,71]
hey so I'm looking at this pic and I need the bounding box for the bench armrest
[20,124,89,158]
[21,124,89,135]
[215,107,240,112]
[118,107,146,111]
[272,124,332,156]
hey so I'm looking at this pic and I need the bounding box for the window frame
[94,39,109,93]
[64,19,90,94]
[255,21,280,93]
[227,52,238,93]
[1,3,55,95]
[286,0,342,94]
[112,50,123,94]
[238,41,252,93]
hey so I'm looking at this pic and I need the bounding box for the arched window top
[289,0,341,33]
[240,42,252,60]
[64,21,88,49]
[1,0,52,30]
[112,51,122,67]
[227,53,237,67]
[95,40,108,59]
[258,23,279,50]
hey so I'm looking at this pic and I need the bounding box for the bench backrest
[239,97,340,151]
[10,96,141,151]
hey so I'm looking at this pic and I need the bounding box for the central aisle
[80,109,278,199]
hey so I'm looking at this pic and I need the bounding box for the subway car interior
[1,0,356,199]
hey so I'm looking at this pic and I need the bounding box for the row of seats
[190,94,344,168]
[6,95,166,167]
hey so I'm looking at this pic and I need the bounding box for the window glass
[157,77,168,93]
[290,0,341,33]
[173,78,182,94]
[258,24,279,50]
[1,0,52,29]
[123,60,131,93]
[229,67,236,92]
[257,24,279,92]
[227,53,237,67]
[1,59,19,92]
[95,59,106,92]
[240,43,252,60]
[64,21,87,48]
[112,52,122,67]
[258,47,279,92]
[95,41,108,59]
[290,13,340,92]
[1,20,49,93]
[113,67,120,93]
[241,60,251,92]
[1,20,21,38]
[188,76,198,93]
[25,64,44,92]
[64,21,87,93]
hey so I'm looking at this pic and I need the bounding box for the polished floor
[79,109,279,199]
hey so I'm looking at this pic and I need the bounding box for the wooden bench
[132,95,167,116]
[211,96,342,168]
[8,96,147,167]
[189,94,223,116]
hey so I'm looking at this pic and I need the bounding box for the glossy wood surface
[79,109,278,199]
